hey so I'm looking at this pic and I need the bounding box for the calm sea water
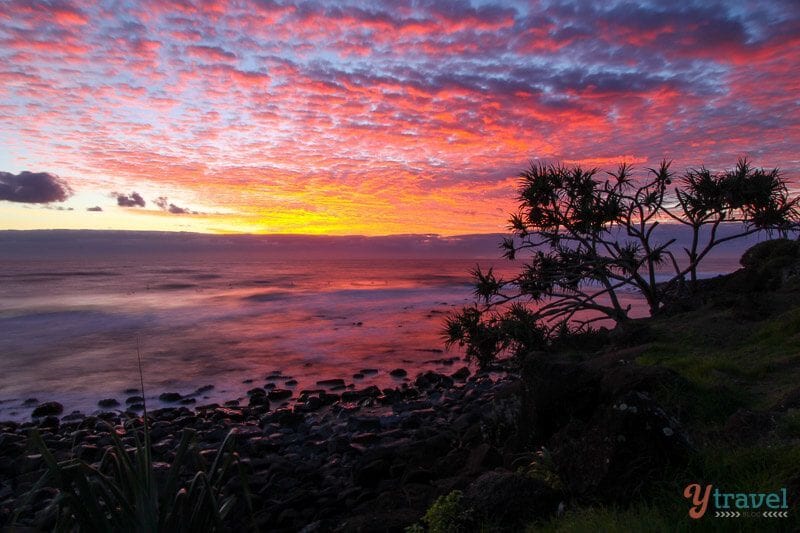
[0,232,748,420]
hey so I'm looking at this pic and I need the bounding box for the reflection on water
[0,253,741,420]
[0,257,492,418]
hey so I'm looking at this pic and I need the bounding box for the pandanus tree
[445,158,800,368]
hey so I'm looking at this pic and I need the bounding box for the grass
[526,445,800,532]
[528,282,800,532]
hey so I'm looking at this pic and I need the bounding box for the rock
[389,368,407,378]
[352,373,364,379]
[285,379,298,387]
[76,444,103,462]
[247,387,266,396]
[98,398,120,408]
[317,378,346,388]
[22,398,38,407]
[62,412,84,422]
[464,470,560,528]
[451,367,471,381]
[268,389,293,401]
[319,392,339,405]
[195,384,215,394]
[353,458,391,487]
[31,402,63,417]
[38,416,59,431]
[351,432,380,444]
[249,394,270,408]
[159,392,182,403]
[341,386,381,403]
[262,408,304,428]
[414,371,453,389]
[149,420,172,441]
[179,398,196,405]
[296,396,323,412]
[213,407,245,422]
[125,395,144,404]
[360,368,379,375]
[123,388,140,394]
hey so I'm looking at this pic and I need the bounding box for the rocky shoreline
[1,365,556,531]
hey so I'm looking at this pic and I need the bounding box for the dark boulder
[268,389,293,401]
[451,367,470,381]
[31,402,63,418]
[249,394,270,408]
[414,371,453,390]
[317,378,345,388]
[353,458,391,488]
[159,392,182,403]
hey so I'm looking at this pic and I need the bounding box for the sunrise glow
[1,0,799,235]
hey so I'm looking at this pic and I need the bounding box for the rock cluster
[1,370,553,532]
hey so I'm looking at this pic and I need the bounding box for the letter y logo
[684,483,712,519]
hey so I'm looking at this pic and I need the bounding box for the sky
[0,0,799,236]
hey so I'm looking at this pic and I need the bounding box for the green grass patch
[528,503,678,533]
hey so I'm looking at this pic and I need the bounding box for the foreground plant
[17,342,253,532]
[24,421,248,532]
[446,158,800,367]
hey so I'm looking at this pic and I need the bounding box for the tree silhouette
[445,158,799,367]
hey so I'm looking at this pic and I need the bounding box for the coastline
[2,364,527,531]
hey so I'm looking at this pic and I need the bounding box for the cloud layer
[1,0,798,233]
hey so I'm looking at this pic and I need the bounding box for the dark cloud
[155,196,195,214]
[116,192,146,207]
[0,171,72,203]
[87,206,103,212]
[168,203,189,214]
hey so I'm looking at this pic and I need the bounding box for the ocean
[0,230,753,420]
